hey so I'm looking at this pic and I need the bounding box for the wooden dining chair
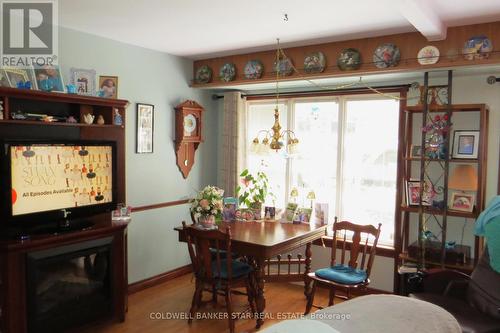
[304,217,382,314]
[182,222,256,333]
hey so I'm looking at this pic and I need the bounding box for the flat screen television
[0,140,117,229]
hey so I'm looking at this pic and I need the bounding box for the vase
[198,215,215,229]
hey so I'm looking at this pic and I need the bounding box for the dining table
[174,220,327,328]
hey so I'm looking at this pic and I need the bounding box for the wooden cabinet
[395,72,488,283]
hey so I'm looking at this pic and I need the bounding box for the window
[245,94,400,247]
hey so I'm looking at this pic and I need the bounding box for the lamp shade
[449,164,478,191]
[290,187,299,197]
[307,191,316,200]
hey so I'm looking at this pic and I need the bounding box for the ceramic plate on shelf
[273,57,294,76]
[195,65,212,84]
[219,63,236,82]
[244,60,264,79]
[373,43,401,68]
[463,35,493,60]
[303,51,326,73]
[417,46,440,65]
[337,48,362,70]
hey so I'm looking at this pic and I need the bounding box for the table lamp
[307,191,316,209]
[449,164,478,192]
[290,187,299,203]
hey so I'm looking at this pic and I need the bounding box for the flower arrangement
[236,169,270,209]
[190,185,224,219]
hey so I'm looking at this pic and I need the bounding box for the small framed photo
[410,145,422,158]
[452,130,479,159]
[33,65,64,92]
[3,67,36,89]
[70,68,96,96]
[136,103,154,153]
[406,180,432,206]
[449,192,475,212]
[98,75,118,98]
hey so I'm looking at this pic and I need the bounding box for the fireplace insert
[26,237,114,332]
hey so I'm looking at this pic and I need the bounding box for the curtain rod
[211,84,410,100]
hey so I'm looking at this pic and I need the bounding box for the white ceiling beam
[398,0,447,41]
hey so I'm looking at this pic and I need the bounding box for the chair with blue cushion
[304,217,382,314]
[183,222,256,333]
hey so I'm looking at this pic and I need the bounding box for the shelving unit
[396,72,488,280]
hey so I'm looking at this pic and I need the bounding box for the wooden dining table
[174,220,327,328]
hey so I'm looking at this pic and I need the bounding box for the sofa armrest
[421,269,470,296]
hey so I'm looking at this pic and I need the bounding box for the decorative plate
[463,35,493,60]
[244,60,264,79]
[219,63,236,82]
[417,46,440,65]
[195,65,212,84]
[273,57,294,76]
[337,48,362,71]
[303,52,326,73]
[373,43,401,68]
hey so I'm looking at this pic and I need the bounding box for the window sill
[312,236,396,258]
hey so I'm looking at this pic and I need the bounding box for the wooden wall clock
[174,100,204,178]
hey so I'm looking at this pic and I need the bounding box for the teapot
[83,114,95,124]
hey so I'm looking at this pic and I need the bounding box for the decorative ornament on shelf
[236,169,270,220]
[463,35,493,61]
[250,38,299,156]
[337,48,362,71]
[244,60,264,79]
[303,52,326,73]
[113,109,123,125]
[422,114,452,159]
[83,113,95,125]
[219,63,236,82]
[190,185,224,229]
[96,115,105,125]
[373,43,400,69]
[195,65,213,84]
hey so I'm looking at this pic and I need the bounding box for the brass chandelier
[250,38,299,155]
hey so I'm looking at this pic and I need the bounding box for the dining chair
[182,222,256,333]
[304,217,382,314]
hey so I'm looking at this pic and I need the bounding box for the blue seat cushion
[211,259,253,279]
[315,264,367,285]
[209,248,239,259]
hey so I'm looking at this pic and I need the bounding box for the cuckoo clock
[174,100,204,178]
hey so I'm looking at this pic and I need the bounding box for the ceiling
[59,0,500,60]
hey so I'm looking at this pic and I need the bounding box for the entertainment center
[0,87,130,332]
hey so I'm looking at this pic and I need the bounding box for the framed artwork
[449,192,475,212]
[70,68,96,96]
[33,65,64,92]
[136,103,154,153]
[3,67,36,89]
[406,180,433,206]
[0,69,11,87]
[410,144,422,158]
[452,130,479,159]
[98,75,118,98]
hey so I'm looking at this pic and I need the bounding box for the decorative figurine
[83,114,95,124]
[66,116,78,123]
[66,84,77,94]
[11,110,27,120]
[96,115,105,125]
[16,81,31,90]
[113,109,122,125]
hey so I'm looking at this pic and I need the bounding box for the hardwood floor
[82,273,336,333]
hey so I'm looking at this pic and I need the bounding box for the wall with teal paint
[58,27,218,283]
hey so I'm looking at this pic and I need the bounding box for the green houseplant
[236,169,270,219]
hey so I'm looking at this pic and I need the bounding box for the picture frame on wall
[410,144,422,158]
[33,65,64,92]
[70,68,96,96]
[136,103,154,154]
[449,192,475,212]
[98,75,118,98]
[452,130,479,159]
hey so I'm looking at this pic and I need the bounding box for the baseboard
[128,264,192,294]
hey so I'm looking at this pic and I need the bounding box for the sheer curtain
[218,92,247,196]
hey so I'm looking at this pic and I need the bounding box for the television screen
[10,144,113,216]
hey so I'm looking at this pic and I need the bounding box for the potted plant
[236,169,270,219]
[190,185,224,228]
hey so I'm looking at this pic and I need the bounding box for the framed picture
[33,65,64,92]
[98,75,118,99]
[3,67,36,89]
[406,180,433,206]
[136,103,154,153]
[449,192,475,212]
[452,130,479,159]
[410,144,422,158]
[0,69,11,87]
[70,68,96,96]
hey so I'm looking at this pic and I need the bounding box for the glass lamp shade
[449,164,478,191]
[307,191,316,200]
[290,187,299,198]
[250,139,260,154]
